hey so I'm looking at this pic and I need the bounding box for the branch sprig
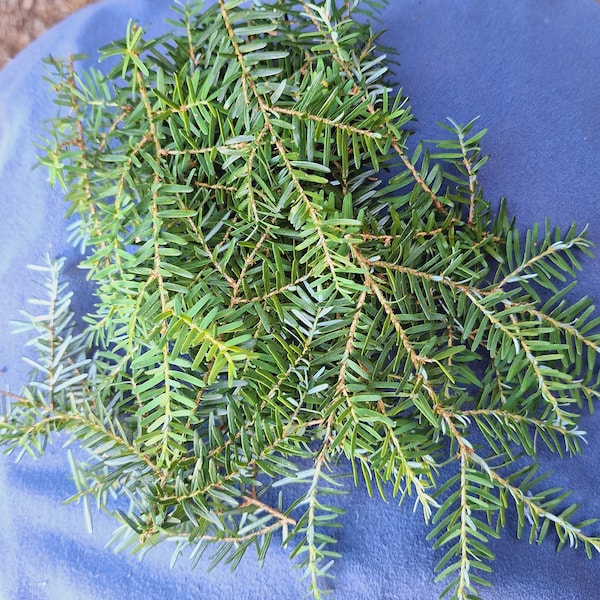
[2,2,600,599]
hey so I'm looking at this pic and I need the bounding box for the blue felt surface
[0,1,599,598]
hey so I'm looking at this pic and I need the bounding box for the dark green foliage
[1,1,600,598]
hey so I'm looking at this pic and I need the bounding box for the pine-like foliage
[2,1,600,598]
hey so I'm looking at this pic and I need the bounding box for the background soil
[0,0,98,68]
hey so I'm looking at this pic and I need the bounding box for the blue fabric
[0,1,599,598]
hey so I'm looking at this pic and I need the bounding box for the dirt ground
[0,0,98,68]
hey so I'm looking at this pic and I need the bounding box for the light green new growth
[2,1,600,598]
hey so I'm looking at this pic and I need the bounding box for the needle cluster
[2,1,600,598]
